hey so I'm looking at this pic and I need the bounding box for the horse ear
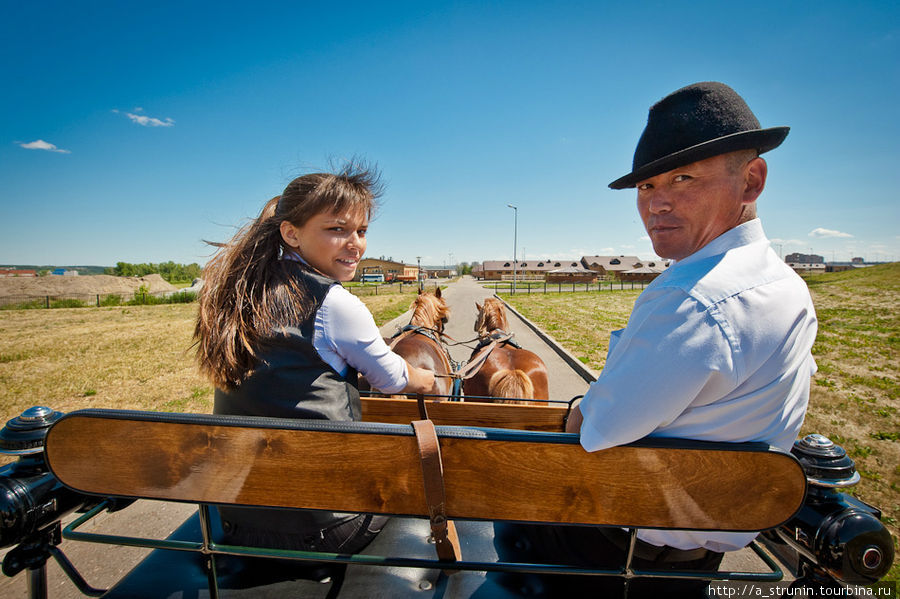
[475,301,482,312]
[435,287,442,298]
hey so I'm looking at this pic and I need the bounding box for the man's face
[635,153,758,261]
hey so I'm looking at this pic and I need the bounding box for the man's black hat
[608,82,789,189]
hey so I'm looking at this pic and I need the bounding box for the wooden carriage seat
[44,409,808,598]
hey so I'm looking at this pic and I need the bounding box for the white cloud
[18,139,71,153]
[115,108,175,127]
[809,227,853,239]
[639,235,650,242]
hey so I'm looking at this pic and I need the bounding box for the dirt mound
[0,274,178,297]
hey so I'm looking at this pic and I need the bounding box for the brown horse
[463,298,549,404]
[383,288,454,396]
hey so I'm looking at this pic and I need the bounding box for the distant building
[581,256,670,280]
[475,256,670,281]
[787,262,827,274]
[50,268,79,276]
[0,269,37,278]
[545,266,597,284]
[356,258,411,282]
[476,259,582,280]
[785,253,824,264]
[620,263,669,282]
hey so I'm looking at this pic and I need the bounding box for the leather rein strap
[411,419,461,566]
[452,330,514,381]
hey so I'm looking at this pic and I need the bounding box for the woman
[195,163,434,554]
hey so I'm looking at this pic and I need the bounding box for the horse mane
[475,297,509,337]
[409,290,450,329]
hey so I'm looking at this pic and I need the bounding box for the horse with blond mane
[463,298,549,404]
[374,288,454,396]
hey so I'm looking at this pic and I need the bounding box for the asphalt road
[380,276,591,403]
[0,276,790,597]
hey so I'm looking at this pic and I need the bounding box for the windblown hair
[195,163,382,390]
[409,288,450,330]
[474,297,509,337]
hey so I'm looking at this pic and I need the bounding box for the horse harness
[451,329,518,382]
[388,326,521,400]
[389,325,465,399]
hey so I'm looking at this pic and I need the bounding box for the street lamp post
[416,256,422,292]
[507,204,518,294]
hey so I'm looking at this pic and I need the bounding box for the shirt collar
[283,249,306,264]
[673,219,766,267]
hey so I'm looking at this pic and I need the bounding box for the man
[500,82,818,597]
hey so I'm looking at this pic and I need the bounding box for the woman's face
[281,208,368,281]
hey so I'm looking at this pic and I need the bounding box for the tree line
[106,261,202,283]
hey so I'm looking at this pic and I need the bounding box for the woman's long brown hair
[195,163,381,390]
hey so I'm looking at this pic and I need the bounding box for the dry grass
[0,291,416,465]
[505,262,899,577]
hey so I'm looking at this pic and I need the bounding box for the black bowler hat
[608,82,789,189]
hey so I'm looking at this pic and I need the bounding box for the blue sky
[2,1,898,267]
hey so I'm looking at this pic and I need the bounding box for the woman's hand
[403,364,435,393]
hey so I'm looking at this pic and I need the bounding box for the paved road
[380,276,590,403]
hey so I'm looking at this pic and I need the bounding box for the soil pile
[0,274,178,297]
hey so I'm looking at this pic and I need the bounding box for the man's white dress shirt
[579,219,818,552]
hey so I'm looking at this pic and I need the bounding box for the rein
[450,330,515,382]
[389,323,518,399]
[389,324,465,398]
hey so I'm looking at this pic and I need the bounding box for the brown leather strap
[411,420,460,565]
[415,394,429,420]
[454,331,514,381]
[388,328,416,350]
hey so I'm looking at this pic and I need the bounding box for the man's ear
[280,220,301,249]
[742,157,767,205]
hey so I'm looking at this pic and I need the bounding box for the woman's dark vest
[213,262,363,549]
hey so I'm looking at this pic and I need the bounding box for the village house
[474,256,670,281]
[355,258,419,282]
[545,265,598,284]
[474,259,583,280]
[0,269,37,278]
[580,256,670,281]
[786,262,827,274]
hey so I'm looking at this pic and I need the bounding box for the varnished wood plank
[361,397,567,431]
[46,411,806,531]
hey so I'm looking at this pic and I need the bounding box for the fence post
[96,294,100,307]
[45,296,50,309]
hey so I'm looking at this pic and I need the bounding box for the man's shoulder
[657,241,802,308]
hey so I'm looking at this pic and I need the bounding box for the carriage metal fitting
[0,406,64,456]
[760,433,894,586]
[791,433,860,488]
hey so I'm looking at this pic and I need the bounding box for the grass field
[0,290,418,450]
[503,262,899,577]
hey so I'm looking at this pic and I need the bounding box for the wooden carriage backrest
[361,396,567,431]
[45,409,806,533]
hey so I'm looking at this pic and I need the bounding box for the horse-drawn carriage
[0,292,894,598]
